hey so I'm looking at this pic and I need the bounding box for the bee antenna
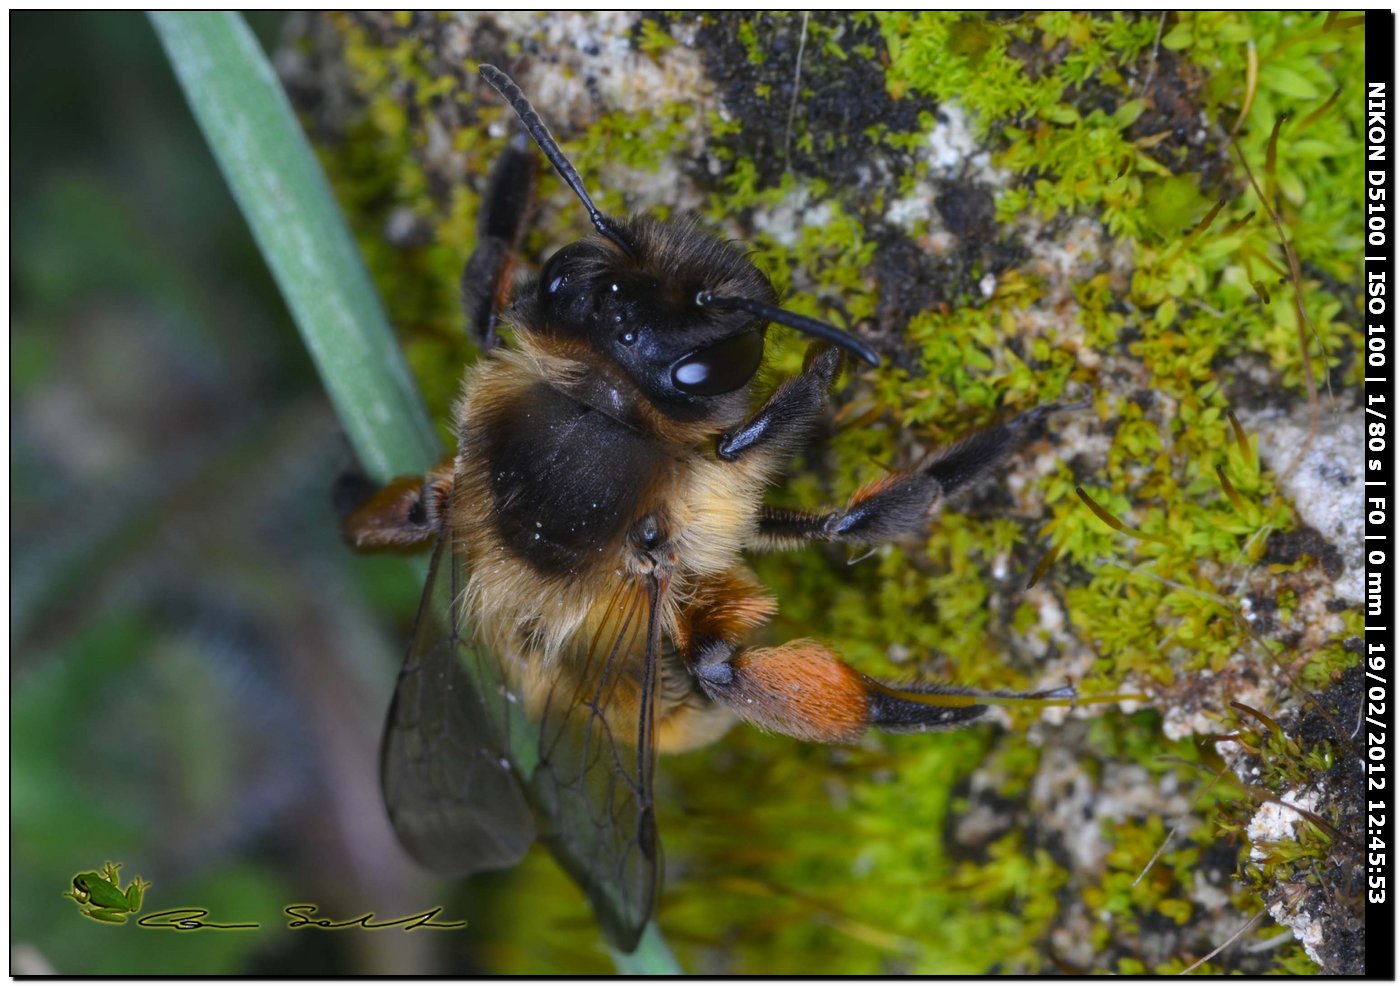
[696,293,881,367]
[478,64,633,255]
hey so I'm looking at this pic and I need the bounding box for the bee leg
[716,346,843,462]
[674,573,864,743]
[752,403,1077,550]
[919,400,1076,499]
[680,574,1057,742]
[750,473,942,550]
[336,458,454,552]
[689,636,1009,742]
[461,131,538,350]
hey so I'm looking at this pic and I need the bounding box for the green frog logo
[66,862,150,923]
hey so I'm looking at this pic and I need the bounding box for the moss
[289,10,1366,974]
[1210,664,1366,974]
[634,17,676,58]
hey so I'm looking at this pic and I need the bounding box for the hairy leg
[716,345,843,463]
[673,570,1070,743]
[751,402,1080,551]
[336,458,455,552]
[461,131,538,350]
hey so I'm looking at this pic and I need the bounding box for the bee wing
[382,531,660,949]
[380,534,537,874]
[517,574,663,953]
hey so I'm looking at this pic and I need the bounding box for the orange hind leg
[673,569,1069,744]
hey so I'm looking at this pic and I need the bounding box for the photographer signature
[136,905,465,932]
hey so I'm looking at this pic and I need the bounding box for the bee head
[480,65,879,419]
[524,218,784,412]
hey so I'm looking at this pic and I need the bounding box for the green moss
[635,17,675,57]
[736,18,765,66]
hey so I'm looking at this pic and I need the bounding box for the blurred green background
[11,12,465,974]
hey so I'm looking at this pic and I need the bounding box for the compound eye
[670,330,764,396]
[539,243,591,299]
[538,243,599,334]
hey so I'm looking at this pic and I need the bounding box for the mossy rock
[280,11,1365,974]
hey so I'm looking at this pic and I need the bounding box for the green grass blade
[611,922,683,974]
[150,10,439,481]
[152,11,681,973]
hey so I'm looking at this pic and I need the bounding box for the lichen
[281,10,1366,974]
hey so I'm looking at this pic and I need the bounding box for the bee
[341,65,1091,952]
